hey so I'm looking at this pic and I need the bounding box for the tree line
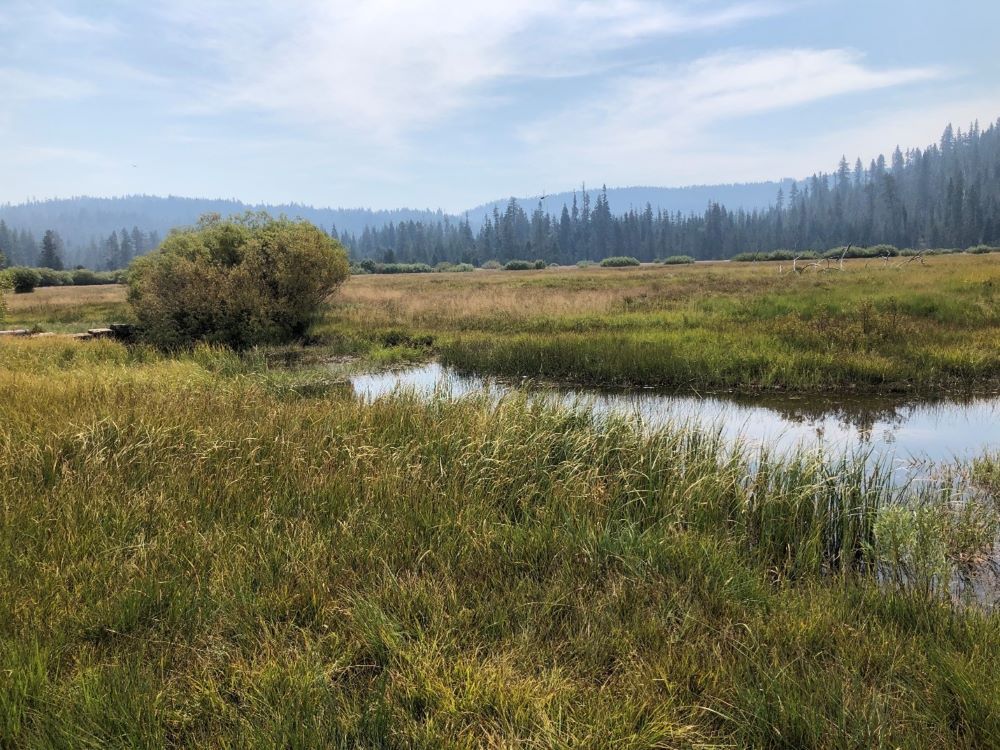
[2,118,997,270]
[339,119,1000,264]
[0,223,161,270]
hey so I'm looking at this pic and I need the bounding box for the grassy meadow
[326,254,1000,392]
[1,337,999,747]
[1,254,999,746]
[6,253,998,393]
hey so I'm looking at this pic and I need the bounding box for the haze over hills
[0,181,794,258]
[0,196,447,259]
[465,181,795,222]
[1,117,998,269]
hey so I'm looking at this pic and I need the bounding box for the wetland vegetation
[1,248,998,747]
[0,336,999,747]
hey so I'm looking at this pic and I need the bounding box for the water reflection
[349,363,1000,468]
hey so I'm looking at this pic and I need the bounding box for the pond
[350,363,1000,474]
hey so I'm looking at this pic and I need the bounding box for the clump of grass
[972,453,1000,496]
[1,337,999,745]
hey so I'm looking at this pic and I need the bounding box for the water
[350,362,1000,472]
[350,362,1000,605]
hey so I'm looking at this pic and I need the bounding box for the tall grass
[1,337,999,746]
[6,255,998,393]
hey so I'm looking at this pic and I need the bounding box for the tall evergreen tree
[38,230,64,270]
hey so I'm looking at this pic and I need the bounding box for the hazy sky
[3,0,998,211]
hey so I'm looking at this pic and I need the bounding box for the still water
[350,363,1000,470]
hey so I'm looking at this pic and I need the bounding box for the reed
[1,336,998,746]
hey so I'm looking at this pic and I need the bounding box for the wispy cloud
[150,0,788,139]
[39,8,118,37]
[515,48,947,181]
[0,67,96,100]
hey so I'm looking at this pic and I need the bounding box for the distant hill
[1,182,792,257]
[0,195,446,261]
[464,182,794,223]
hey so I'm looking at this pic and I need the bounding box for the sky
[2,0,998,212]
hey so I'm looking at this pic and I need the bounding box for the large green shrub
[660,255,695,264]
[8,267,41,294]
[35,268,73,287]
[127,214,349,349]
[503,259,535,271]
[374,262,433,274]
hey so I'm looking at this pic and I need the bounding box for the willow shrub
[600,255,641,267]
[127,213,349,349]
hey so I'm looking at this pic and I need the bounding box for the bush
[481,260,502,270]
[967,244,1000,254]
[731,250,818,262]
[600,256,641,267]
[72,269,99,285]
[8,267,41,294]
[374,263,433,274]
[503,260,535,271]
[867,244,900,258]
[661,255,695,265]
[127,213,349,349]
[534,259,547,269]
[441,263,474,272]
[36,268,73,287]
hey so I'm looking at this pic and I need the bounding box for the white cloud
[150,0,788,139]
[513,48,946,184]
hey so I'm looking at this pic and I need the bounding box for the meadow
[0,337,999,748]
[1,255,999,747]
[328,254,1000,392]
[6,254,999,393]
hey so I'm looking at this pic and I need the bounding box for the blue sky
[2,0,998,212]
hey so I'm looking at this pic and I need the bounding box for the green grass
[4,255,998,393]
[429,258,999,391]
[1,337,999,747]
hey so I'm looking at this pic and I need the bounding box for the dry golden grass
[4,283,125,312]
[332,254,1000,332]
[4,255,998,391]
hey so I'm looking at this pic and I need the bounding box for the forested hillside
[2,119,997,269]
[465,182,793,224]
[0,196,445,269]
[343,120,1000,264]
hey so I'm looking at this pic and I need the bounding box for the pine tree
[38,230,64,270]
[118,227,134,268]
[104,231,121,271]
[131,226,145,257]
[0,220,11,268]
